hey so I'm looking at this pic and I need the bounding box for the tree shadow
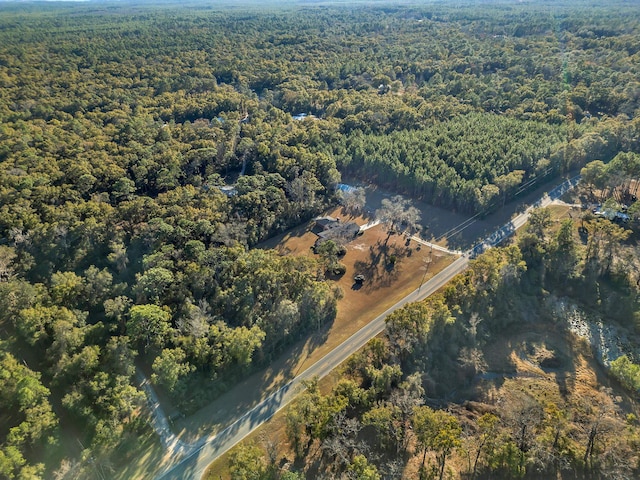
[440,173,582,252]
[173,312,337,444]
[531,326,577,401]
[468,321,579,404]
[352,239,408,291]
[112,432,165,480]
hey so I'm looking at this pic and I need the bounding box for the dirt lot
[264,206,455,334]
[475,320,611,401]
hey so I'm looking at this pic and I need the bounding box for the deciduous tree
[126,304,172,352]
[411,406,461,480]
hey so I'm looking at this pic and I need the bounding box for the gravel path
[136,371,206,459]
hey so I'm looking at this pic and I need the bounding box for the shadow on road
[158,173,583,478]
[173,311,334,446]
[393,172,579,252]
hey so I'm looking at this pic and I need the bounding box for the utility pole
[418,244,433,291]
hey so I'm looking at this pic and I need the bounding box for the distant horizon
[0,0,622,7]
[0,0,625,5]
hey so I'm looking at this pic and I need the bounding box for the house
[293,113,318,121]
[312,216,360,245]
[218,186,238,197]
[313,216,339,233]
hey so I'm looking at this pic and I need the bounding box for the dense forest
[1,1,640,478]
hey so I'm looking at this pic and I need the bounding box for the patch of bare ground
[205,317,638,480]
[470,320,626,404]
[407,319,638,480]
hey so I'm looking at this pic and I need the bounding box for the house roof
[314,216,339,230]
[336,183,357,194]
[316,221,360,242]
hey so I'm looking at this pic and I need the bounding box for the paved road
[469,175,580,257]
[157,256,471,480]
[408,234,461,255]
[154,175,581,480]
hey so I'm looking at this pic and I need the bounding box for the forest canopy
[1,0,640,478]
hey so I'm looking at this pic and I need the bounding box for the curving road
[153,175,580,480]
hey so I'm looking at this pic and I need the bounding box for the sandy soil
[471,319,631,414]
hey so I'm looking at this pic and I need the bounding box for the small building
[593,209,630,223]
[336,183,358,194]
[312,216,360,246]
[293,113,317,121]
[218,186,238,197]
[313,216,339,234]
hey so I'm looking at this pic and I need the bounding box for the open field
[264,206,456,336]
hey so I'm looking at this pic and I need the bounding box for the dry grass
[472,318,630,411]
[196,210,458,479]
[205,316,638,480]
[159,191,594,478]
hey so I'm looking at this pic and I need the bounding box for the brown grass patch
[202,371,342,480]
[472,319,630,408]
[199,211,458,479]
